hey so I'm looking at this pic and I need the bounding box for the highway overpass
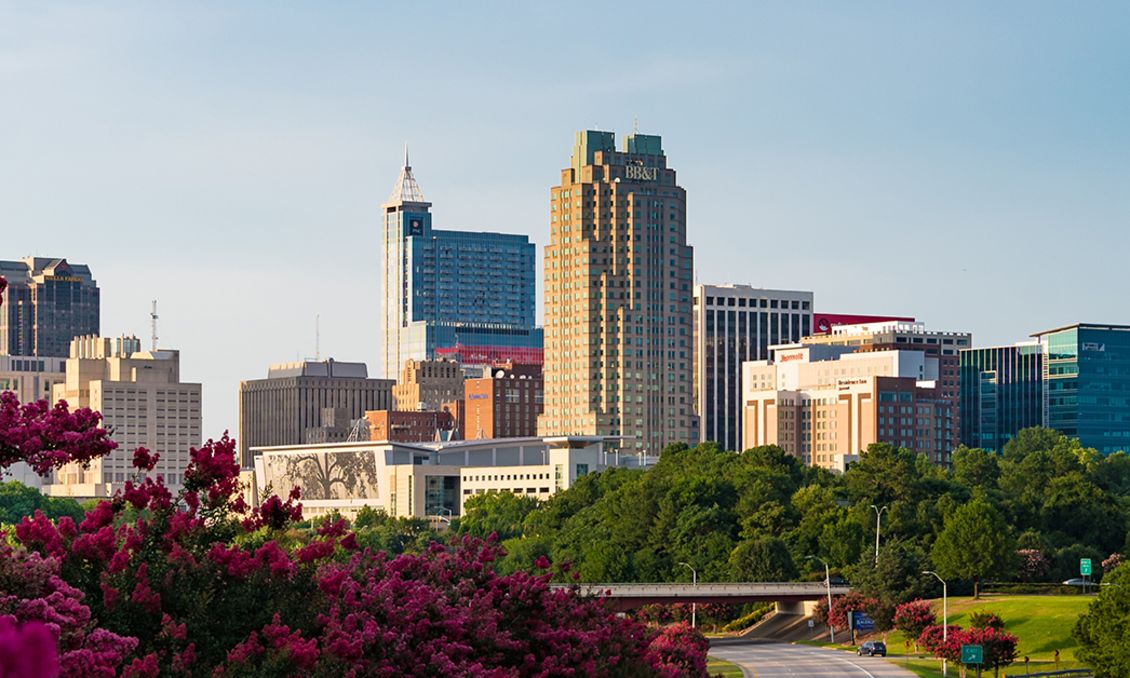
[550,582,851,610]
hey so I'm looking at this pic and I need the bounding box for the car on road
[857,641,886,657]
[1063,578,1086,586]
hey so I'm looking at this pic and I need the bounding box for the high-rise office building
[238,359,394,467]
[959,342,1044,452]
[1034,324,1130,454]
[0,257,99,357]
[380,153,540,378]
[694,285,813,452]
[538,130,698,452]
[43,335,201,498]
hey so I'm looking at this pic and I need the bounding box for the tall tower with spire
[380,149,542,381]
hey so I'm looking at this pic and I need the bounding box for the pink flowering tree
[919,625,1019,677]
[893,599,936,652]
[0,380,711,676]
[812,591,880,636]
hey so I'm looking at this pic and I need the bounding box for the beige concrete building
[392,358,464,411]
[42,335,201,497]
[800,321,970,451]
[0,355,67,405]
[251,435,640,522]
[538,130,698,453]
[742,344,954,470]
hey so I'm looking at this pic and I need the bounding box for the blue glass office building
[1035,324,1130,455]
[959,342,1044,452]
[381,155,540,378]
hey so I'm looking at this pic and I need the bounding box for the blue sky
[3,2,1128,435]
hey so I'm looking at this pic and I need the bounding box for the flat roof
[1031,323,1130,338]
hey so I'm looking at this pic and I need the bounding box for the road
[709,641,919,678]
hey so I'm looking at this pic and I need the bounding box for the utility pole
[808,555,834,644]
[923,571,948,677]
[870,504,889,564]
[678,562,697,629]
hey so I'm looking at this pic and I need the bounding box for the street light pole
[870,505,889,565]
[808,555,834,644]
[923,570,948,677]
[678,562,697,629]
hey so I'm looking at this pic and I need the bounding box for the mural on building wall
[261,450,380,500]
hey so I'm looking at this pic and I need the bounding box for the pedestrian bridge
[550,582,851,610]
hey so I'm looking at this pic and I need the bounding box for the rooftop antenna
[633,116,639,134]
[404,142,409,169]
[149,300,159,350]
[315,314,321,361]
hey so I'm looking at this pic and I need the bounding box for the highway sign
[1081,558,1093,576]
[962,644,984,665]
[852,611,875,631]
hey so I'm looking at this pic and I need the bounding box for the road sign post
[962,644,984,678]
[1081,559,1093,594]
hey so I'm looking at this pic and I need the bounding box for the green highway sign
[1081,558,1093,576]
[962,644,984,665]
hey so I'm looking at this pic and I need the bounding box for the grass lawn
[797,595,1095,676]
[706,656,745,677]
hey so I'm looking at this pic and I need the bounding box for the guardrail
[550,582,852,597]
[1002,670,1091,677]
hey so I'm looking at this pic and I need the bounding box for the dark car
[857,641,887,657]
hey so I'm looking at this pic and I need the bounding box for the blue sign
[852,611,875,631]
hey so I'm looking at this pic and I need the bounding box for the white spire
[387,143,426,204]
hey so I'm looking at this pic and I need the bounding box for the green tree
[952,446,1001,491]
[729,536,797,581]
[0,479,85,524]
[1074,564,1130,676]
[930,497,1017,598]
[458,492,541,541]
[848,538,934,629]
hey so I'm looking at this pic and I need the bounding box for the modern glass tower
[959,342,1044,452]
[538,130,698,452]
[1034,324,1130,455]
[380,152,540,378]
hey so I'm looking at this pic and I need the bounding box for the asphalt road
[709,641,920,678]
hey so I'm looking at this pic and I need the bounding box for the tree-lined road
[709,642,918,677]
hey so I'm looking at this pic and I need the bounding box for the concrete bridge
[550,582,851,611]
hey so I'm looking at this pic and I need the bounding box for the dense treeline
[466,428,1130,610]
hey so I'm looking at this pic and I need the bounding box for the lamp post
[678,562,697,629]
[870,504,889,565]
[808,555,834,643]
[923,570,948,677]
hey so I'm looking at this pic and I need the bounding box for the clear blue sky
[3,2,1128,436]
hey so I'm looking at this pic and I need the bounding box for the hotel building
[693,284,813,453]
[538,130,698,452]
[381,153,541,378]
[742,344,955,469]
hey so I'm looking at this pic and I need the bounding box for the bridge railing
[550,582,852,597]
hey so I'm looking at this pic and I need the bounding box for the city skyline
[3,3,1128,436]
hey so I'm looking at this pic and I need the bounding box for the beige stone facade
[742,345,954,469]
[392,358,464,411]
[538,130,698,453]
[43,335,201,497]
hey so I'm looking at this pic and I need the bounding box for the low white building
[250,435,649,520]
